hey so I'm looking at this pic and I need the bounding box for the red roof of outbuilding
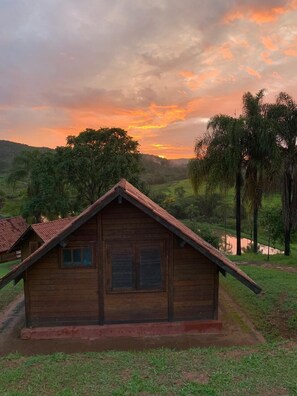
[0,180,261,294]
[32,217,76,242]
[0,216,28,254]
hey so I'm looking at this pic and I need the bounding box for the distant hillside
[140,154,189,184]
[0,140,189,183]
[0,140,51,175]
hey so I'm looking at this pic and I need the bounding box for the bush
[182,220,220,249]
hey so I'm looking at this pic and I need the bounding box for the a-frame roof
[0,179,261,294]
[10,217,76,252]
[0,216,28,254]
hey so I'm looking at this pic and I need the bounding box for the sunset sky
[0,1,296,158]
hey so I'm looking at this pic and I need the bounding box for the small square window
[62,247,93,268]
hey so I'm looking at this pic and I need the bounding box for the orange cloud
[224,6,287,24]
[242,66,261,79]
[147,143,193,159]
[283,37,297,57]
[179,70,195,78]
[220,43,234,60]
[261,36,278,51]
[202,43,234,66]
[186,70,220,90]
[261,52,274,64]
[128,103,187,130]
[284,47,297,56]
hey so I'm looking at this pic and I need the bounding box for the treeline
[189,90,297,256]
[0,139,188,218]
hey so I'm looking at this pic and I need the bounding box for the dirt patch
[183,372,209,384]
[121,368,132,380]
[0,287,264,356]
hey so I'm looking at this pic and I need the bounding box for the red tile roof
[32,217,76,242]
[0,180,261,294]
[0,216,28,254]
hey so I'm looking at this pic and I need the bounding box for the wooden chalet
[0,180,261,333]
[0,216,28,263]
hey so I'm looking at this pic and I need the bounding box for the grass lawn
[221,265,297,341]
[0,343,296,395]
[0,260,23,312]
[228,251,297,267]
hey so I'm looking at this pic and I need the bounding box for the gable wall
[21,233,44,260]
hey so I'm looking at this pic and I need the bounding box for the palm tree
[242,90,279,253]
[267,92,297,255]
[189,115,246,255]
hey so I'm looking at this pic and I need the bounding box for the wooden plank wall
[25,218,99,326]
[101,200,169,323]
[173,237,218,321]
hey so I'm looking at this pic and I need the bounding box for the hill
[0,140,189,182]
[0,140,51,175]
[140,154,188,184]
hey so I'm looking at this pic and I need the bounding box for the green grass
[228,252,297,267]
[0,343,296,395]
[221,266,297,341]
[0,260,23,312]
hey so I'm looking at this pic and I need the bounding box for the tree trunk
[236,172,242,255]
[282,170,293,256]
[253,207,258,254]
[284,226,291,256]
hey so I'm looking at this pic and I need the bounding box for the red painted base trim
[21,320,222,340]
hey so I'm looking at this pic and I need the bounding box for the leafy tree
[189,115,246,255]
[183,220,220,249]
[260,204,283,248]
[242,90,279,253]
[185,193,224,224]
[7,128,142,221]
[57,128,142,205]
[266,92,297,255]
[7,149,42,189]
[21,152,77,222]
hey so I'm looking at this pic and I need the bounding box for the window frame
[60,244,96,269]
[106,240,166,293]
